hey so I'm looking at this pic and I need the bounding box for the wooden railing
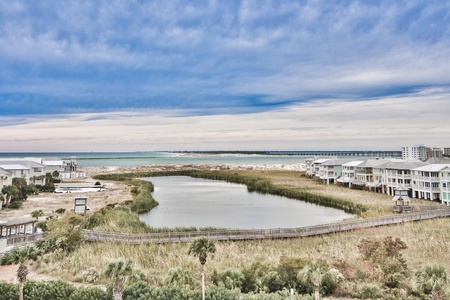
[5,233,45,246]
[84,207,450,244]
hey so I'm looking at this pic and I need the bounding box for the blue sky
[1,0,449,151]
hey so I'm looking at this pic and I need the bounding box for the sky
[1,0,450,152]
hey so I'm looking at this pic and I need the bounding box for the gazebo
[392,187,412,213]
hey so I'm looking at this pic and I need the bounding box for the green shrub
[359,283,379,299]
[68,286,109,300]
[0,281,19,300]
[24,280,75,300]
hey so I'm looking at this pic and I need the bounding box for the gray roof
[356,159,392,168]
[385,161,428,170]
[0,164,30,170]
[412,164,450,172]
[320,159,357,166]
[0,160,45,168]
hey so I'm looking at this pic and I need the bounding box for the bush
[0,281,18,300]
[24,280,75,300]
[68,286,109,300]
[359,283,380,299]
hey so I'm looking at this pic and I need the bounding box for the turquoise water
[140,176,352,229]
[0,151,309,166]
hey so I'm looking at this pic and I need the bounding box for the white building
[441,167,450,205]
[0,160,46,185]
[383,161,427,196]
[319,159,356,184]
[337,161,363,187]
[412,164,450,201]
[401,145,428,161]
[0,167,13,190]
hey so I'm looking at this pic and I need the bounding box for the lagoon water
[139,176,352,230]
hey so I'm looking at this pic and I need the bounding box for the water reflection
[139,176,352,229]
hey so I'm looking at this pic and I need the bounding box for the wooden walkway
[83,207,450,244]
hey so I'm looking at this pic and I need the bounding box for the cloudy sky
[1,0,449,152]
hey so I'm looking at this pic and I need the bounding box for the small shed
[74,195,89,214]
[392,187,412,213]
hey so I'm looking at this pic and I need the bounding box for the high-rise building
[401,145,427,161]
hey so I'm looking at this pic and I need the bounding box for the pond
[139,176,352,230]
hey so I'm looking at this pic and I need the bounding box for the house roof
[320,159,356,166]
[0,159,45,168]
[412,164,450,172]
[312,159,330,164]
[0,167,12,175]
[0,164,30,170]
[342,160,364,167]
[355,159,391,168]
[385,161,428,170]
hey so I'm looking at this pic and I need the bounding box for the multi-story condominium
[441,167,450,205]
[354,159,391,188]
[318,159,355,184]
[412,164,450,201]
[401,145,427,161]
[383,161,427,196]
[337,161,363,187]
[308,158,331,177]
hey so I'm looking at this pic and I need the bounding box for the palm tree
[415,265,450,299]
[2,185,18,209]
[31,209,44,221]
[0,246,42,300]
[298,260,332,300]
[103,259,133,300]
[188,237,216,300]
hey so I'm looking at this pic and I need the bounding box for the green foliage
[24,280,75,300]
[55,208,66,214]
[31,209,43,220]
[212,269,245,290]
[68,286,110,300]
[241,261,272,293]
[128,180,157,214]
[164,267,196,288]
[205,285,240,300]
[359,283,380,299]
[0,245,42,266]
[414,265,450,296]
[46,212,86,252]
[0,281,19,300]
[277,255,308,292]
[188,237,216,266]
[123,281,153,300]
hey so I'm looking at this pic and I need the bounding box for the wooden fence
[5,233,45,246]
[84,207,450,244]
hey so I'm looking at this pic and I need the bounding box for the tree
[2,185,19,208]
[0,245,42,300]
[297,260,342,300]
[103,259,134,300]
[415,265,450,299]
[188,237,216,300]
[31,209,44,221]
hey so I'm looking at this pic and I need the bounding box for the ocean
[0,151,310,167]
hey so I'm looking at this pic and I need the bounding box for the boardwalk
[84,207,450,244]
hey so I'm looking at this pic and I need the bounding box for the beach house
[0,159,46,185]
[318,159,355,184]
[336,160,363,187]
[384,161,428,196]
[440,166,450,205]
[412,164,450,201]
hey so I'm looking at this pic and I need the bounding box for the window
[432,182,439,188]
[444,183,447,188]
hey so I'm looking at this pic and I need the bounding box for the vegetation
[0,246,42,300]
[188,238,216,300]
[3,169,449,299]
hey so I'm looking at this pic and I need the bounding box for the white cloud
[1,88,449,151]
